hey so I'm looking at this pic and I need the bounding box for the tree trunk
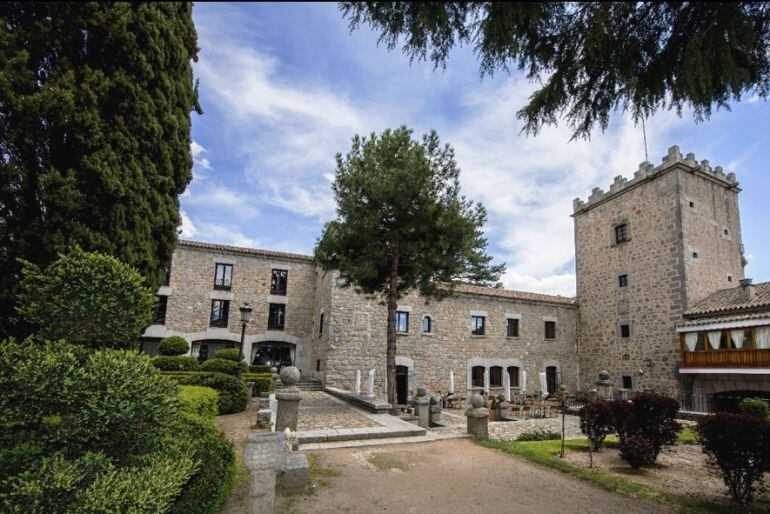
[386,249,399,415]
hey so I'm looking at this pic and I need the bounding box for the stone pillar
[244,432,287,514]
[413,387,430,429]
[465,393,489,439]
[355,369,361,395]
[429,395,442,426]
[366,368,375,397]
[276,366,301,433]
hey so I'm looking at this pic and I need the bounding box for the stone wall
[322,285,579,398]
[692,374,770,396]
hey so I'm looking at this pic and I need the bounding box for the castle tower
[573,146,745,395]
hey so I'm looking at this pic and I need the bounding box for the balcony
[680,348,770,368]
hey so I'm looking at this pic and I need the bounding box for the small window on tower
[618,274,628,287]
[615,224,629,244]
[724,228,729,236]
[692,252,699,259]
[728,275,733,283]
[689,201,695,208]
[620,324,631,338]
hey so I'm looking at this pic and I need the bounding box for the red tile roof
[178,239,314,262]
[685,282,770,317]
[452,283,577,306]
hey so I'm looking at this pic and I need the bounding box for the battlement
[573,145,739,214]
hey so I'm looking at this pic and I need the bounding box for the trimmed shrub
[739,397,770,419]
[619,435,655,469]
[697,413,770,503]
[177,372,248,414]
[516,429,561,441]
[249,364,273,373]
[626,392,682,461]
[241,373,275,396]
[213,348,240,361]
[608,399,633,445]
[158,336,190,356]
[16,246,155,350]
[579,401,614,451]
[200,357,240,375]
[152,355,200,371]
[169,413,235,514]
[179,386,218,420]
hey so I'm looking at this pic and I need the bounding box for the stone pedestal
[246,381,255,400]
[413,387,430,429]
[465,394,489,439]
[244,432,287,514]
[495,394,510,421]
[429,395,442,426]
[278,452,309,495]
[276,366,301,433]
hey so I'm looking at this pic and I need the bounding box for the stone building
[141,145,767,406]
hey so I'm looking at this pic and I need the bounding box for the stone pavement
[298,391,379,430]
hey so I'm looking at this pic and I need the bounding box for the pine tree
[341,2,770,139]
[0,3,200,337]
[315,127,504,412]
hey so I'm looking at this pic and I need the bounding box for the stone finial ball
[430,395,438,405]
[598,370,610,381]
[417,386,427,397]
[279,366,300,386]
[470,394,485,409]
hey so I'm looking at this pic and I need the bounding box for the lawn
[478,436,767,514]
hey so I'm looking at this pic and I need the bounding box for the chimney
[739,278,755,301]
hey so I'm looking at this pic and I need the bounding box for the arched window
[489,366,502,388]
[471,366,485,388]
[422,316,431,333]
[507,366,520,387]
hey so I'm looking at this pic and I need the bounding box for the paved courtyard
[298,391,379,430]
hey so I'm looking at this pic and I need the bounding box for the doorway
[546,366,558,394]
[396,365,409,405]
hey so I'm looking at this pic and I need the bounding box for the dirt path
[278,439,671,514]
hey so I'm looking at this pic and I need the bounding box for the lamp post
[236,302,252,379]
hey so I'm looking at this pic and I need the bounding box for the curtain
[707,331,721,350]
[756,327,770,350]
[684,332,698,352]
[731,329,745,349]
[191,342,200,358]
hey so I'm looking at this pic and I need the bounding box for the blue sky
[183,2,769,296]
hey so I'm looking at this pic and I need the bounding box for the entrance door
[396,365,409,405]
[546,366,558,394]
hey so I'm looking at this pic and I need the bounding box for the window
[728,275,733,283]
[506,318,519,337]
[214,263,233,290]
[489,366,502,388]
[210,299,229,327]
[620,324,631,338]
[724,228,729,236]
[271,269,288,295]
[689,201,695,208]
[545,321,556,340]
[615,223,629,244]
[152,295,168,325]
[318,313,324,336]
[507,366,520,387]
[692,252,699,259]
[395,311,409,333]
[471,366,485,388]
[471,316,485,336]
[618,274,628,287]
[422,316,431,333]
[268,303,286,330]
[621,374,633,390]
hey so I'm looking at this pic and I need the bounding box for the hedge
[200,358,240,375]
[249,364,273,374]
[179,386,218,420]
[241,373,274,396]
[152,355,200,372]
[739,397,770,419]
[174,373,248,414]
[158,336,190,356]
[213,348,240,362]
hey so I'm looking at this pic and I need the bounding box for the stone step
[297,425,426,444]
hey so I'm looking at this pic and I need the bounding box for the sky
[183,3,770,297]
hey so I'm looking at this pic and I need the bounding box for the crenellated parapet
[573,145,739,214]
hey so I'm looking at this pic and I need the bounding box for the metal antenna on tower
[641,116,649,162]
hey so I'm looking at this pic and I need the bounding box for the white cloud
[191,140,206,157]
[179,210,198,237]
[184,184,260,219]
[180,212,260,248]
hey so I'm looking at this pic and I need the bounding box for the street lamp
[236,302,253,379]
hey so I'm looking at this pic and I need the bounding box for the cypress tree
[0,2,200,337]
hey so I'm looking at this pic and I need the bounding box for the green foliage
[242,373,275,396]
[250,364,274,373]
[201,357,241,375]
[619,435,656,470]
[177,372,249,415]
[579,401,614,451]
[179,386,218,420]
[16,247,155,349]
[214,348,241,361]
[152,355,200,372]
[516,429,561,441]
[341,3,770,140]
[169,413,235,514]
[739,397,770,419]
[159,336,190,356]
[0,2,200,339]
[315,126,503,408]
[697,413,770,503]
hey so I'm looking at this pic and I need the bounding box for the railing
[680,348,770,368]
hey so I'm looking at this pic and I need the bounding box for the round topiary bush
[200,358,241,375]
[620,435,656,469]
[249,364,273,374]
[739,397,770,419]
[177,372,248,415]
[158,336,189,356]
[213,348,240,362]
[152,355,200,372]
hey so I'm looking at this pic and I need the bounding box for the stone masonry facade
[142,145,761,400]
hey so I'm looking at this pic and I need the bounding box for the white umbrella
[539,372,548,397]
[503,370,511,402]
[521,370,527,393]
[449,370,455,394]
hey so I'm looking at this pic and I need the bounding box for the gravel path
[279,439,671,514]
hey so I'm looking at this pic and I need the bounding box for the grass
[478,438,765,514]
[677,426,698,444]
[277,453,341,513]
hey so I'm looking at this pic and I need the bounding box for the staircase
[276,377,323,392]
